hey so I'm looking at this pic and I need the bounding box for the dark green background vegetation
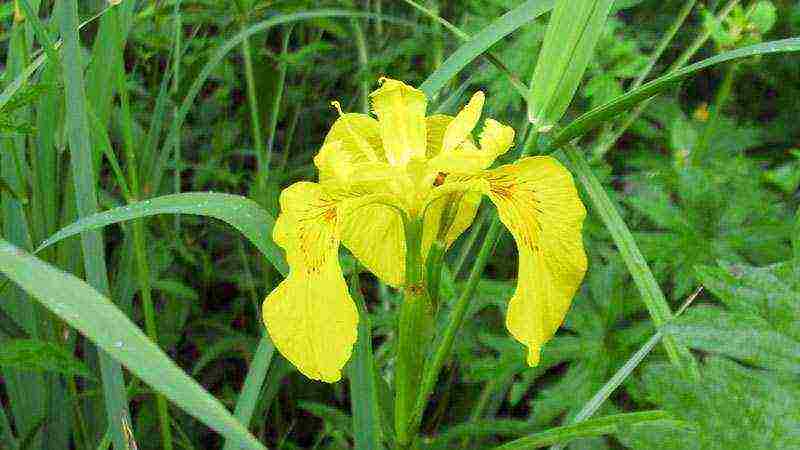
[0,0,798,449]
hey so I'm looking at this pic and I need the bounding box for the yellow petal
[441,91,484,154]
[483,157,587,365]
[370,78,427,166]
[263,182,358,382]
[479,118,515,160]
[421,191,481,261]
[340,203,406,287]
[425,114,454,158]
[316,108,384,183]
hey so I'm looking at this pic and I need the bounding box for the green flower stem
[403,129,540,445]
[396,218,435,449]
[406,217,505,445]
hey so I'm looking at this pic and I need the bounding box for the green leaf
[527,0,615,130]
[419,0,554,98]
[620,358,800,449]
[666,306,800,373]
[58,1,131,449]
[492,411,676,449]
[347,272,383,450]
[36,192,288,276]
[551,38,800,147]
[564,146,699,379]
[0,239,267,450]
[0,339,95,379]
[220,335,275,450]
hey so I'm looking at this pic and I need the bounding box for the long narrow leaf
[564,146,699,379]
[150,10,404,195]
[36,192,288,275]
[492,411,676,449]
[419,0,553,98]
[552,37,800,147]
[0,240,267,450]
[58,1,131,449]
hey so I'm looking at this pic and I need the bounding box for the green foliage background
[0,0,798,449]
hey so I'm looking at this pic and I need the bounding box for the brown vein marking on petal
[295,198,339,272]
[488,175,545,250]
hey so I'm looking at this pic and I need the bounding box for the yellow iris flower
[263,78,587,382]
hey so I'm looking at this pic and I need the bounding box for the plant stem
[115,15,174,449]
[351,19,370,114]
[694,60,739,163]
[241,17,266,191]
[395,218,434,449]
[406,217,504,444]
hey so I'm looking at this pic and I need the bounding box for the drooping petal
[482,157,587,366]
[263,182,358,382]
[370,78,427,166]
[340,203,406,287]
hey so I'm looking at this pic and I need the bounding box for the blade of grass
[563,145,699,379]
[113,14,175,449]
[149,10,405,196]
[36,192,288,275]
[347,270,384,450]
[551,37,800,147]
[1,8,46,448]
[221,335,276,450]
[263,26,292,186]
[492,411,676,449]
[419,0,554,98]
[0,240,268,450]
[401,0,528,97]
[58,1,131,449]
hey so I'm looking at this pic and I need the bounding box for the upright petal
[263,182,358,382]
[315,106,385,183]
[441,91,485,154]
[483,157,587,365]
[370,78,427,166]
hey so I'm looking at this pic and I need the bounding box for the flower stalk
[395,217,434,448]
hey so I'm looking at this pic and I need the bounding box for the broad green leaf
[0,339,95,379]
[551,38,800,147]
[620,358,800,449]
[0,239,267,450]
[666,306,800,373]
[527,0,615,130]
[419,0,554,98]
[492,411,675,449]
[36,192,288,275]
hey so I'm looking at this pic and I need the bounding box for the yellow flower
[263,78,587,382]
